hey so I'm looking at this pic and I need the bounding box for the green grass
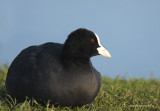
[0,65,160,111]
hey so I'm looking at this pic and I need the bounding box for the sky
[0,0,160,78]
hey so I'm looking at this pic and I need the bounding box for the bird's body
[6,28,111,106]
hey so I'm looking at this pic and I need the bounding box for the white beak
[97,46,111,58]
[95,33,111,58]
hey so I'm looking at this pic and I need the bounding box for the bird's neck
[61,45,91,66]
[61,55,90,66]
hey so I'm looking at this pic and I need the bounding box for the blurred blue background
[0,0,160,78]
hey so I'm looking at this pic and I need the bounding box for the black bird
[6,28,111,107]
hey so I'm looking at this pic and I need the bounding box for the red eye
[91,39,95,44]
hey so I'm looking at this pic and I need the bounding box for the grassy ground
[0,65,160,111]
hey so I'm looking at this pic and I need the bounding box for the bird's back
[6,42,64,101]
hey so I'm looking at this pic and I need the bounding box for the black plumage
[6,28,111,106]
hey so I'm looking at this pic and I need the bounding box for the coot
[6,28,111,107]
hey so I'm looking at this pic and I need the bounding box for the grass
[0,64,160,111]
